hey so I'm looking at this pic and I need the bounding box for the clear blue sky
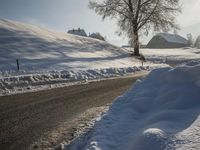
[0,0,200,46]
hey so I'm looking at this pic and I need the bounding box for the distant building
[146,33,189,48]
[89,32,105,41]
[68,28,87,37]
[195,35,200,49]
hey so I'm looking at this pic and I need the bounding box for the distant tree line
[68,28,106,41]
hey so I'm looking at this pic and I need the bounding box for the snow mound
[0,66,150,96]
[69,61,200,150]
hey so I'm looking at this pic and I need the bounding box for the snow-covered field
[124,47,200,65]
[0,19,166,95]
[68,61,200,150]
[140,48,200,65]
[0,18,155,72]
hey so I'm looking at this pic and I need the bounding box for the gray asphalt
[0,73,147,150]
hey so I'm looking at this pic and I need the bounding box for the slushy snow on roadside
[68,61,200,150]
[0,66,152,96]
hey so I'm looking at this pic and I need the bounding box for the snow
[0,18,139,71]
[0,67,152,96]
[140,48,200,65]
[0,18,167,72]
[0,19,167,95]
[68,61,200,150]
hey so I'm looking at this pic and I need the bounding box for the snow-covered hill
[69,61,200,150]
[0,19,166,95]
[0,18,137,71]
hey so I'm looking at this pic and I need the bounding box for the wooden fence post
[16,59,20,71]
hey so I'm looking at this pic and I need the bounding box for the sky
[0,0,200,46]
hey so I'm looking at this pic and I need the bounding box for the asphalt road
[0,73,147,150]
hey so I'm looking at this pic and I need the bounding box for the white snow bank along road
[0,66,150,96]
[69,61,200,150]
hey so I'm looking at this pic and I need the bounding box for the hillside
[0,19,134,71]
[0,19,166,95]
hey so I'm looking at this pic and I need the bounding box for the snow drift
[0,66,150,96]
[69,61,200,150]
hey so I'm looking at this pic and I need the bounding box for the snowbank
[0,66,152,96]
[69,61,200,150]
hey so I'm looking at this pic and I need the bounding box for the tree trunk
[133,31,140,56]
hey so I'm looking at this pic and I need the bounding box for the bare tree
[89,0,181,56]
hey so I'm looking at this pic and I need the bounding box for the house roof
[157,33,188,44]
